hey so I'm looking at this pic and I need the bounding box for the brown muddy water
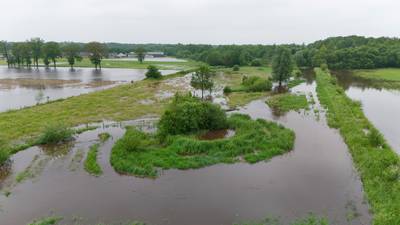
[0,81,371,225]
[0,66,177,112]
[333,71,400,155]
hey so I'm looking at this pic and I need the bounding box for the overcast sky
[1,0,399,44]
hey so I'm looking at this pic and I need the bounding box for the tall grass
[315,68,400,225]
[84,144,103,176]
[111,114,295,177]
[36,123,74,145]
[266,93,308,113]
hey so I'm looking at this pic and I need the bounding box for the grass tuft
[84,144,103,176]
[36,123,74,145]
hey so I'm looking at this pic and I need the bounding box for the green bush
[145,65,162,79]
[120,128,155,152]
[233,65,240,71]
[242,76,272,92]
[223,86,232,94]
[250,59,262,66]
[158,94,228,136]
[37,123,74,145]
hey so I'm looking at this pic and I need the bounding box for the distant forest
[2,36,400,69]
[107,36,400,69]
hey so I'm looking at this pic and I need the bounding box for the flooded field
[0,79,371,225]
[334,71,400,154]
[0,66,177,112]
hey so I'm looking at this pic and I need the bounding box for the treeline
[0,39,108,69]
[2,36,400,70]
[295,36,400,69]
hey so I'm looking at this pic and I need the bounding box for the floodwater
[333,71,400,154]
[0,66,177,112]
[0,79,371,225]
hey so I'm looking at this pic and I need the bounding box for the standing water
[333,71,400,155]
[0,66,177,112]
[0,77,371,225]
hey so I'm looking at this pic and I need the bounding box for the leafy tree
[42,42,61,68]
[0,41,10,67]
[85,42,108,70]
[135,47,146,63]
[145,65,162,79]
[62,43,82,69]
[20,42,33,67]
[239,50,253,65]
[272,47,294,88]
[29,38,44,68]
[11,43,23,67]
[191,65,215,99]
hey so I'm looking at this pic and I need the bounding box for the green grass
[27,216,63,225]
[84,143,103,176]
[36,123,74,145]
[0,58,199,70]
[0,70,194,165]
[98,132,111,142]
[315,68,400,225]
[236,214,328,225]
[354,68,400,82]
[266,93,309,113]
[111,114,295,177]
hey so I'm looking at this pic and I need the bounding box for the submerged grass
[84,143,103,176]
[98,132,111,142]
[111,114,295,177]
[315,68,400,225]
[236,214,329,225]
[266,93,309,113]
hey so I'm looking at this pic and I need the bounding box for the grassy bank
[315,68,400,225]
[354,68,400,82]
[266,93,308,113]
[84,144,102,176]
[111,114,295,177]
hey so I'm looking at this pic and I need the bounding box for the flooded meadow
[0,77,373,225]
[0,66,177,112]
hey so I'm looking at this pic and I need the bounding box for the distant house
[127,51,165,58]
[0,54,5,60]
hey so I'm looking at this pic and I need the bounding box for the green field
[315,68,400,225]
[0,58,199,70]
[354,68,400,82]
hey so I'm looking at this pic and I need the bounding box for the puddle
[0,66,177,112]
[333,71,400,154]
[0,77,371,225]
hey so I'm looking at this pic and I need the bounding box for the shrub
[158,94,227,136]
[120,128,154,152]
[250,59,262,66]
[242,76,272,92]
[37,123,74,145]
[233,65,240,71]
[223,86,232,94]
[145,65,162,79]
[320,63,329,71]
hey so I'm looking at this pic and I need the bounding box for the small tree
[42,42,61,69]
[272,47,294,88]
[191,65,214,99]
[85,42,108,70]
[63,43,82,69]
[0,41,10,68]
[135,47,146,63]
[145,65,162,79]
